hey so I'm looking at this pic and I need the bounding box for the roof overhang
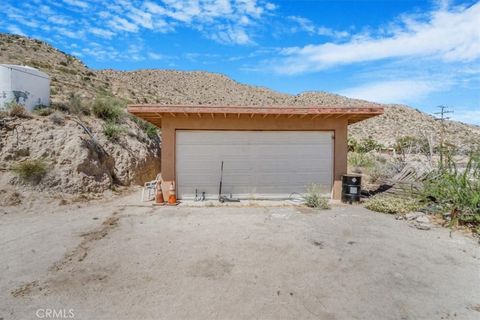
[127,105,384,127]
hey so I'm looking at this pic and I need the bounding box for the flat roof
[127,104,384,126]
[0,64,50,79]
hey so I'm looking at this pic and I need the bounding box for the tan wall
[160,115,348,200]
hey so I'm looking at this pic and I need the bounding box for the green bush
[303,184,330,209]
[366,162,393,183]
[129,115,158,139]
[12,159,48,184]
[364,195,423,214]
[348,152,374,168]
[395,136,431,154]
[420,151,480,225]
[356,138,384,153]
[103,122,124,141]
[33,105,53,116]
[144,124,158,139]
[68,94,91,115]
[348,137,358,152]
[92,94,125,122]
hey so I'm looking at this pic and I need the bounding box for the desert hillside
[1,33,479,148]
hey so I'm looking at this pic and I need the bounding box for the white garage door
[176,130,334,200]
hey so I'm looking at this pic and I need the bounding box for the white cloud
[144,2,166,15]
[6,25,25,36]
[452,108,480,125]
[71,51,84,57]
[48,16,70,25]
[39,5,54,15]
[141,0,274,44]
[128,8,154,29]
[339,80,444,104]
[81,44,122,61]
[63,0,89,9]
[211,25,252,45]
[148,52,165,60]
[288,16,349,39]
[90,27,115,39]
[55,27,85,39]
[108,16,139,32]
[3,0,276,46]
[265,2,276,11]
[273,3,480,74]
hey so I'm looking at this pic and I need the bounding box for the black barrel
[342,175,362,203]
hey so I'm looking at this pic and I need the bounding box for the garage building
[128,105,383,200]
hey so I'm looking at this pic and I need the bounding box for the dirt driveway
[1,191,479,320]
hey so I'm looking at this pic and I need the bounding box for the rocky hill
[2,33,479,148]
[0,34,108,103]
[350,105,480,148]
[99,69,480,148]
[0,34,162,199]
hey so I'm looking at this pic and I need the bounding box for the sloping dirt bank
[0,114,160,200]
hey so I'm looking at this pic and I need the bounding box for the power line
[434,105,454,167]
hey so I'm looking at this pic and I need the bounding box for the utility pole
[434,105,454,167]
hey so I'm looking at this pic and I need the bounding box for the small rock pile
[395,211,433,230]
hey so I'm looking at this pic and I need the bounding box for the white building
[0,64,50,111]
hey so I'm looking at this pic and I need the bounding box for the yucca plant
[421,150,480,226]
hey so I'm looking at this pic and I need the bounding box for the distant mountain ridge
[1,33,479,148]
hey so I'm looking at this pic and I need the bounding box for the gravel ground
[1,191,479,320]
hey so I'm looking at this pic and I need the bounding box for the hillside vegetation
[1,33,479,148]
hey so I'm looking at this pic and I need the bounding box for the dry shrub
[33,105,53,116]
[0,190,22,206]
[303,184,330,209]
[12,159,48,184]
[6,103,31,118]
[348,152,375,169]
[49,112,65,125]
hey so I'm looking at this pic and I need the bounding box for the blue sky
[1,0,479,125]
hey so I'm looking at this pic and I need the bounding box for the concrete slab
[1,192,479,320]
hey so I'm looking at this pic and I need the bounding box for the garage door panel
[176,130,333,200]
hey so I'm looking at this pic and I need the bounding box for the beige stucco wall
[160,115,348,200]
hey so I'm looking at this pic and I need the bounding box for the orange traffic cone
[155,181,164,205]
[168,182,177,205]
